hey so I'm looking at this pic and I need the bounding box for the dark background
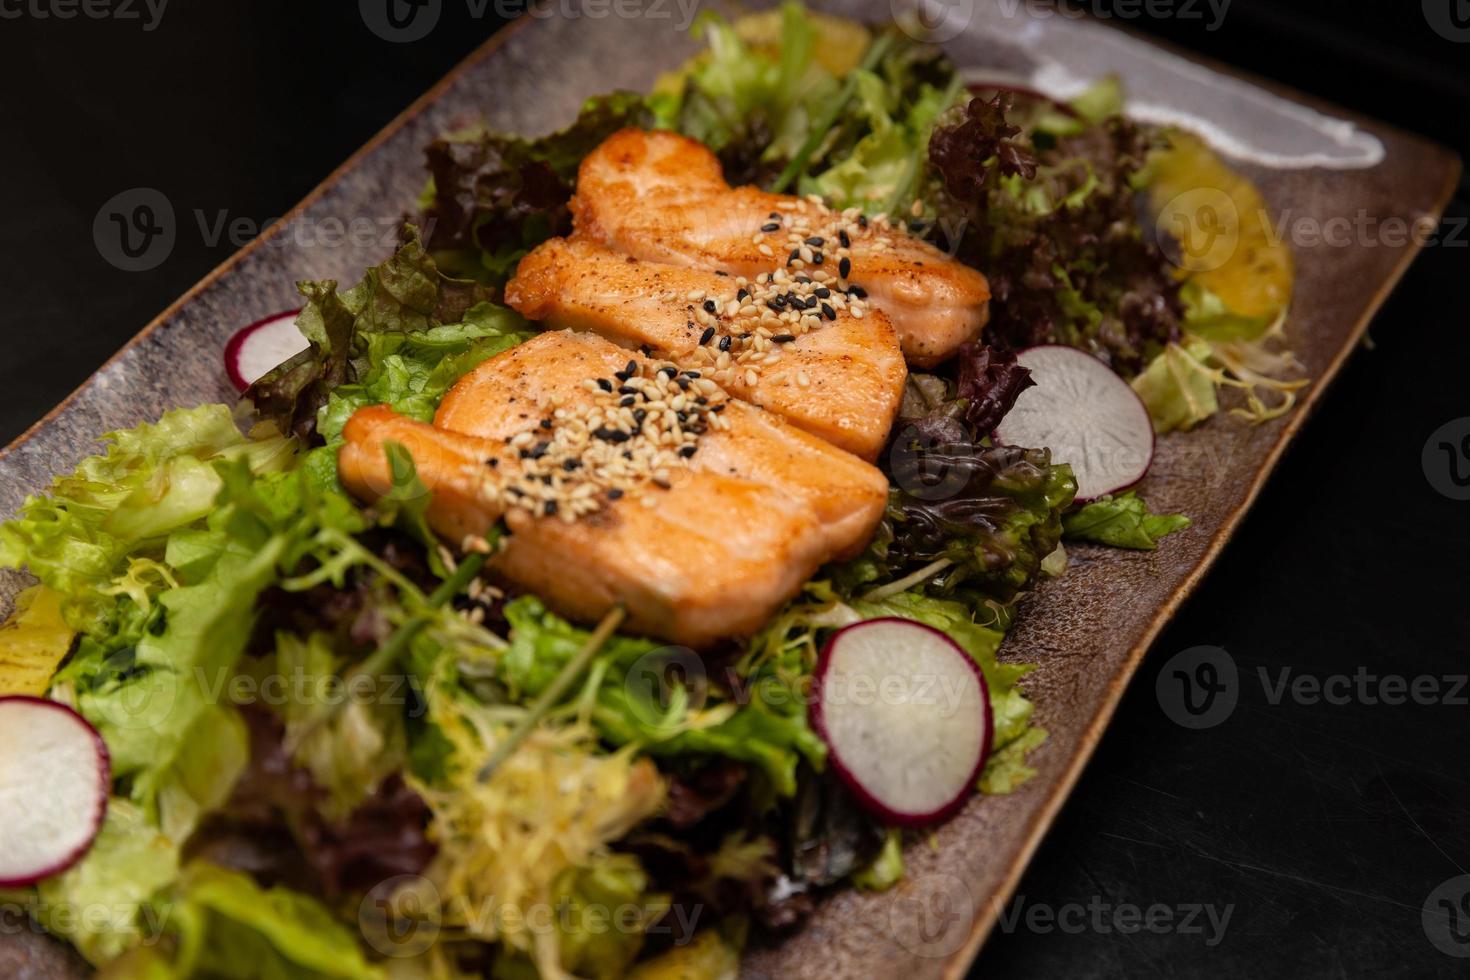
[1,1,1468,977]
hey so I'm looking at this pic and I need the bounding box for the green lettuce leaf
[247,227,532,444]
[1131,339,1220,433]
[1063,492,1191,550]
[0,405,294,636]
[499,597,823,796]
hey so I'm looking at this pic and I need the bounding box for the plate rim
[0,10,1460,979]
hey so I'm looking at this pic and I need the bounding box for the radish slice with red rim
[993,344,1155,502]
[224,310,306,392]
[0,696,110,887]
[811,618,992,827]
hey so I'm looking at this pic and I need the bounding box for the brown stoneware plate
[0,2,1458,977]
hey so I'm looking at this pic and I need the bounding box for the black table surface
[2,2,1468,977]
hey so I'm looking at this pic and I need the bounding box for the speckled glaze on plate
[0,2,1458,978]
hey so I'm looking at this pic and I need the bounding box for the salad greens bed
[0,4,1294,977]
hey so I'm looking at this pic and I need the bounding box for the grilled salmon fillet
[571,128,991,367]
[339,331,887,647]
[504,237,906,460]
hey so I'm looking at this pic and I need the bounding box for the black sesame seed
[714,270,728,277]
[796,276,812,284]
[563,458,582,471]
[618,385,639,396]
[858,214,868,228]
[625,360,638,375]
[539,418,553,429]
[718,335,732,351]
[695,395,708,405]
[633,409,647,424]
[593,427,630,443]
[639,343,654,355]
[619,395,636,407]
[787,248,801,264]
[702,299,717,313]
[486,457,499,467]
[614,369,632,382]
[675,377,691,390]
[596,378,613,392]
[761,222,781,232]
[768,212,782,220]
[839,257,851,278]
[815,286,831,298]
[699,326,716,345]
[659,366,678,378]
[771,333,796,343]
[839,229,851,248]
[544,501,558,516]
[766,299,785,313]
[737,288,750,302]
[805,236,824,247]
[530,442,550,459]
[821,302,836,320]
[608,488,625,500]
[848,284,867,299]
[812,251,824,265]
[679,445,697,458]
[653,478,672,490]
[683,370,702,378]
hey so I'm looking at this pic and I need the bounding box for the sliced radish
[0,696,110,886]
[993,344,1155,501]
[811,619,991,827]
[224,310,306,392]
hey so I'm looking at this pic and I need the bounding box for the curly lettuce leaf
[422,92,652,280]
[499,597,823,797]
[0,406,294,636]
[1063,492,1190,550]
[247,227,531,444]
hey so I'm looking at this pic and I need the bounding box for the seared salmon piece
[571,128,991,367]
[504,237,906,460]
[339,331,887,647]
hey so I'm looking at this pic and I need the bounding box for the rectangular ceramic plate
[0,2,1458,977]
